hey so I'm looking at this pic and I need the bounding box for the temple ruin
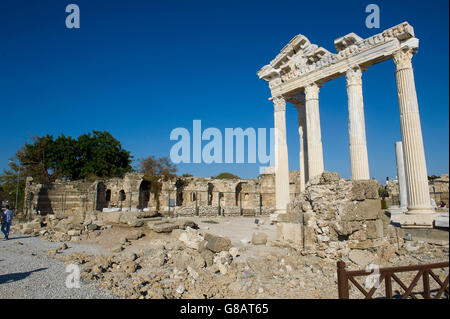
[257,22,438,228]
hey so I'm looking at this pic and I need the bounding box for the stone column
[393,49,434,227]
[272,96,290,215]
[395,141,408,210]
[294,103,307,193]
[304,83,324,180]
[346,67,370,180]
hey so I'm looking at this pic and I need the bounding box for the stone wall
[24,171,298,217]
[386,174,449,207]
[277,172,393,257]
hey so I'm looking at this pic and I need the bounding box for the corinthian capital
[272,96,286,112]
[393,49,414,71]
[346,67,363,87]
[304,83,320,100]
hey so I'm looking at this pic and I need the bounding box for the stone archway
[207,183,214,206]
[175,179,187,206]
[138,181,151,209]
[235,182,243,206]
[96,182,107,211]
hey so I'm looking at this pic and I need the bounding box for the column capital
[304,83,321,100]
[393,49,414,71]
[272,96,286,112]
[345,66,363,87]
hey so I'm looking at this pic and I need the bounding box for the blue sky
[0,0,448,182]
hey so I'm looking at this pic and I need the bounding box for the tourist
[1,205,13,240]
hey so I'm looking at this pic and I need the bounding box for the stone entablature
[258,22,416,95]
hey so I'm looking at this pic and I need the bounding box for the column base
[270,210,287,222]
[387,205,408,214]
[399,210,440,229]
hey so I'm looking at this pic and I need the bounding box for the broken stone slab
[126,230,145,241]
[150,222,179,233]
[102,208,121,213]
[434,215,449,228]
[174,219,198,230]
[111,244,124,253]
[348,250,375,267]
[340,199,381,222]
[179,227,206,251]
[86,223,99,231]
[351,180,379,200]
[148,219,198,233]
[252,232,268,245]
[204,233,232,253]
[67,229,81,236]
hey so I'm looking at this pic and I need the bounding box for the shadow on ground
[0,268,47,285]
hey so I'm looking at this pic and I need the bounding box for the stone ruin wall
[24,171,301,218]
[277,172,398,258]
[386,174,449,207]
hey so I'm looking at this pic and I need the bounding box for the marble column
[304,83,324,180]
[393,49,434,228]
[294,102,307,193]
[346,67,370,180]
[395,141,408,210]
[272,96,290,215]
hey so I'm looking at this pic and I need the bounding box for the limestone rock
[126,230,145,241]
[204,233,232,253]
[348,250,375,266]
[252,232,268,245]
[179,227,206,251]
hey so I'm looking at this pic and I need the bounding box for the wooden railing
[337,261,449,299]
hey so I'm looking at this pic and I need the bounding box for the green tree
[76,131,133,179]
[214,172,240,180]
[13,130,133,182]
[0,165,25,211]
[15,135,54,184]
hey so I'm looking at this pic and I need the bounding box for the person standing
[1,205,13,240]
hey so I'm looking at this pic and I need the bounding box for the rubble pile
[279,172,399,260]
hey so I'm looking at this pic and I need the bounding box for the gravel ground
[0,232,117,299]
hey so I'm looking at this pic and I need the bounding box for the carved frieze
[258,22,417,91]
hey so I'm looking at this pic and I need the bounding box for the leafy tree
[214,172,240,180]
[76,131,133,179]
[15,135,54,184]
[139,156,177,180]
[13,131,133,182]
[139,156,177,210]
[378,186,389,198]
[0,165,25,211]
[428,175,439,181]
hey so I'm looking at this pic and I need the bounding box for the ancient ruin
[257,22,437,228]
[5,21,447,300]
[24,171,302,217]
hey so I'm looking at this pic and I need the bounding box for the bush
[381,199,387,210]
[214,172,240,180]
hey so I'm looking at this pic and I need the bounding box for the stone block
[251,232,268,245]
[205,233,232,252]
[340,199,381,221]
[276,222,302,245]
